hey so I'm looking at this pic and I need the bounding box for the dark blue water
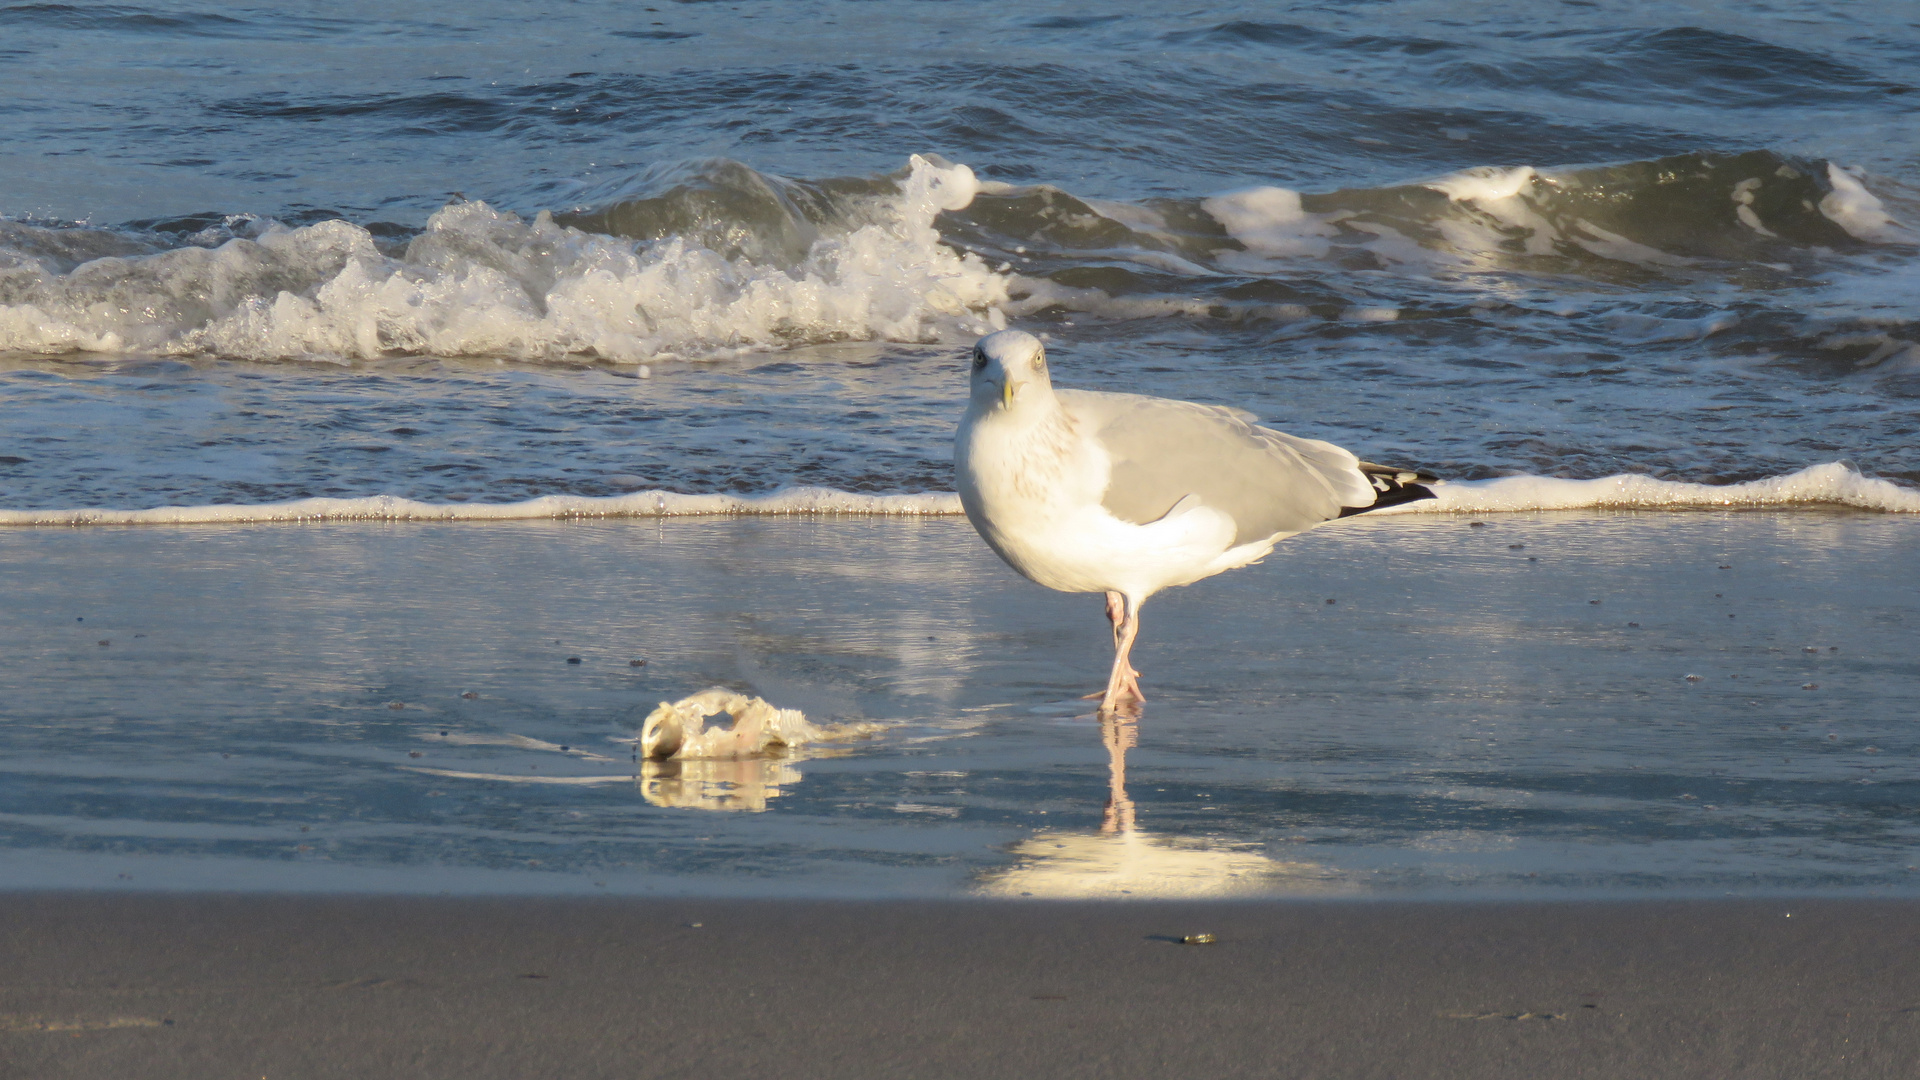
[2,0,1917,509]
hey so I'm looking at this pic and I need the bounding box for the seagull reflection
[976,715,1340,899]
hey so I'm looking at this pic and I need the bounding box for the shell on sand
[638,687,875,761]
[636,688,880,812]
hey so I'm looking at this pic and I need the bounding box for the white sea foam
[1199,166,1676,274]
[1398,462,1920,515]
[0,155,1010,362]
[1,465,1911,527]
[0,488,964,526]
[1202,186,1335,263]
[1819,164,1919,244]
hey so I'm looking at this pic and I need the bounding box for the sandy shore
[4,893,1917,1079]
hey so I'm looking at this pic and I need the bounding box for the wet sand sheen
[3,893,1917,1079]
[0,510,1914,896]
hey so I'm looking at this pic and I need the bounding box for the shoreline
[0,462,1916,526]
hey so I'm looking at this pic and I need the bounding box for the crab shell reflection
[635,688,879,812]
[639,757,805,813]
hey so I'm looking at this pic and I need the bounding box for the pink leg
[1099,594,1145,713]
[1085,591,1145,706]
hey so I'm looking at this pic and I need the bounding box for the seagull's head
[969,329,1052,412]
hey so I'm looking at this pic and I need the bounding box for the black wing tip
[1338,462,1440,518]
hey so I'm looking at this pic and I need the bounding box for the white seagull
[954,329,1436,714]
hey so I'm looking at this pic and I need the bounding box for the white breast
[956,399,1247,597]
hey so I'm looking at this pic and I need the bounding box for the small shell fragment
[1178,933,1216,945]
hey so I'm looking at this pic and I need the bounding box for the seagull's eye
[971,349,987,372]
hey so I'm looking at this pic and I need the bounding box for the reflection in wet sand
[406,690,879,812]
[639,757,805,813]
[977,716,1342,899]
[635,688,881,812]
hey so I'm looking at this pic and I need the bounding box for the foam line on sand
[0,463,1912,526]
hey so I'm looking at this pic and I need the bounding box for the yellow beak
[1002,380,1016,407]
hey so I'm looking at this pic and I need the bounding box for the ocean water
[1,0,1916,895]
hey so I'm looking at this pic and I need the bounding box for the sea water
[0,0,1916,896]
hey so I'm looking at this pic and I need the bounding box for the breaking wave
[2,149,1913,365]
[0,155,1007,363]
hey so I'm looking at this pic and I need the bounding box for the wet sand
[2,509,1915,897]
[4,893,1917,1079]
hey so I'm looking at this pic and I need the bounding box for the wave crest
[0,155,1009,362]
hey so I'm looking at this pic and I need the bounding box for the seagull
[954,329,1436,714]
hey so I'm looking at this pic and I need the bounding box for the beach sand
[3,892,1917,1079]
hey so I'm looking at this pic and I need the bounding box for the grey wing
[1055,389,1377,545]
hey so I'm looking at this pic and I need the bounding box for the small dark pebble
[461,692,478,699]
[1627,622,1640,628]
[76,617,83,622]
[440,730,449,736]
[1508,543,1524,549]
[1527,556,1537,562]
[1729,614,1736,618]
[1803,683,1819,690]
[520,973,549,979]
[162,1019,173,1026]
[1718,565,1731,570]
[408,751,423,758]
[1468,521,1486,528]
[98,639,110,646]
[388,701,405,710]
[1830,646,1839,652]
[566,657,582,665]
[1324,598,1336,605]
[221,753,231,759]
[1588,599,1601,605]
[630,659,646,667]
[559,745,570,752]
[300,826,309,831]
